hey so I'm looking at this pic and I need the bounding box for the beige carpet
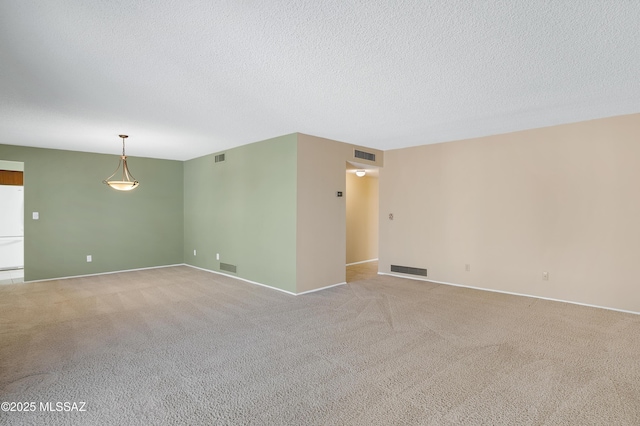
[1,266,639,425]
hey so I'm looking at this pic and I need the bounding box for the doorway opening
[345,162,379,283]
[0,160,25,284]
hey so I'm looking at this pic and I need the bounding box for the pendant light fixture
[103,135,139,191]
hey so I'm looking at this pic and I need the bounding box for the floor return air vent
[220,263,236,273]
[390,265,427,277]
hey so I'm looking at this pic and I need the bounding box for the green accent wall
[183,134,298,293]
[1,133,371,293]
[0,144,184,281]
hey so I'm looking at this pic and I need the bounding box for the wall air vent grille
[220,263,236,273]
[354,149,376,162]
[390,265,427,277]
[215,153,226,163]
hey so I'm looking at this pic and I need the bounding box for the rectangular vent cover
[354,149,376,162]
[391,265,427,277]
[220,262,236,273]
[215,153,225,163]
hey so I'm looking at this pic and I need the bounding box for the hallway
[346,261,378,283]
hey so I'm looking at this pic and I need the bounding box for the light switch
[32,212,39,220]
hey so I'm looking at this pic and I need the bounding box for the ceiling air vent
[354,149,376,162]
[391,265,427,277]
[220,262,236,273]
[215,153,225,163]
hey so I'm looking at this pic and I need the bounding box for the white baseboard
[346,258,378,266]
[185,264,297,295]
[297,281,346,295]
[186,264,347,296]
[378,272,640,316]
[21,262,345,297]
[23,264,185,284]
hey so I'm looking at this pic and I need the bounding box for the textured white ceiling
[1,1,639,160]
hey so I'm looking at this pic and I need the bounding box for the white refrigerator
[0,185,24,270]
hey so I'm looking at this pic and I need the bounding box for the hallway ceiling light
[355,170,366,177]
[103,135,139,191]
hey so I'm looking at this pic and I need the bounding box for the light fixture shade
[104,135,139,190]
[355,170,366,177]
[106,179,139,191]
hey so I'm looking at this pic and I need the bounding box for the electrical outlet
[465,264,470,272]
[216,253,220,260]
[86,255,92,263]
[194,249,196,256]
[542,271,549,281]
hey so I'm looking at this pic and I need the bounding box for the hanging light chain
[103,134,139,191]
